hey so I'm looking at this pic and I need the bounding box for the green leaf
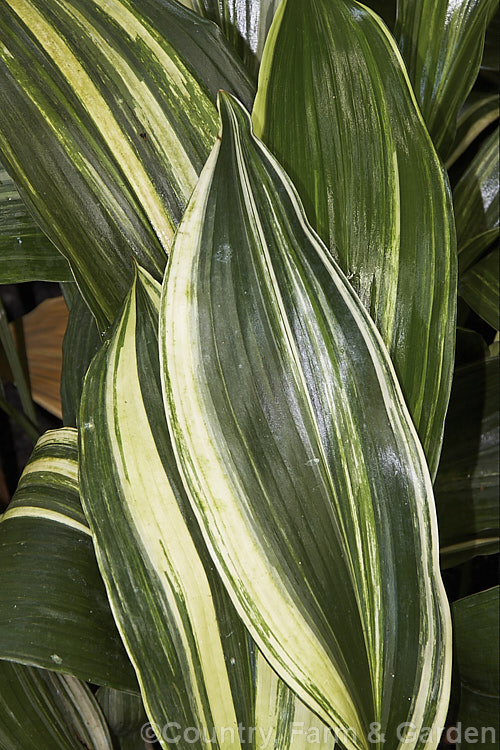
[80,268,255,750]
[394,0,497,158]
[61,288,102,427]
[0,661,114,750]
[254,652,335,750]
[455,127,499,272]
[0,162,72,283]
[452,587,499,749]
[252,0,457,478]
[481,7,499,72]
[435,355,499,568]
[0,292,38,429]
[178,0,281,78]
[0,428,138,692]
[446,94,499,169]
[161,92,452,750]
[459,247,499,331]
[96,687,148,737]
[0,0,254,330]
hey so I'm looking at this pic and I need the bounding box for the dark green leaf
[446,94,499,169]
[0,0,254,330]
[0,428,138,692]
[0,292,38,428]
[179,0,281,78]
[80,268,255,750]
[0,661,114,750]
[454,127,499,271]
[460,247,499,331]
[96,687,148,737]
[61,288,102,427]
[395,0,497,158]
[162,92,451,749]
[435,356,499,567]
[253,0,457,478]
[452,586,499,749]
[0,162,72,283]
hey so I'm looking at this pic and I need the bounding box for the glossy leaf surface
[454,127,499,272]
[80,269,255,750]
[178,0,281,77]
[0,162,71,283]
[459,248,499,330]
[61,287,102,426]
[253,0,456,478]
[446,94,499,168]
[0,428,138,692]
[435,356,499,567]
[0,661,113,750]
[395,0,497,158]
[162,93,451,750]
[453,587,499,748]
[0,0,253,329]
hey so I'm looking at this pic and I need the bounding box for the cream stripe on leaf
[0,661,113,750]
[395,0,498,159]
[161,93,452,750]
[0,160,72,284]
[252,0,456,479]
[254,651,336,750]
[0,0,253,330]
[454,127,499,273]
[0,428,137,692]
[178,0,282,78]
[79,268,255,750]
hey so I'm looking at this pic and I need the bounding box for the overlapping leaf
[446,94,499,168]
[60,286,102,426]
[179,0,281,77]
[454,127,499,272]
[460,248,499,330]
[0,292,38,436]
[452,587,499,748]
[0,162,71,283]
[394,0,498,158]
[254,652,335,750]
[0,661,113,750]
[0,428,138,692]
[253,0,456,478]
[0,0,253,329]
[435,356,499,567]
[79,268,255,750]
[161,93,451,750]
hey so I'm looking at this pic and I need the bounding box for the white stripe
[0,506,91,536]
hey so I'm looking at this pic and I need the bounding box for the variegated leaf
[0,428,138,692]
[0,162,71,283]
[79,268,255,750]
[0,661,113,750]
[178,0,282,77]
[252,0,456,478]
[161,92,452,750]
[460,247,500,331]
[452,587,499,748]
[0,0,253,329]
[454,127,499,273]
[254,652,335,750]
[446,93,499,168]
[435,355,499,567]
[395,0,498,158]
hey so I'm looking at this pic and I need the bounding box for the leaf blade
[252,0,457,478]
[0,428,138,692]
[161,92,452,750]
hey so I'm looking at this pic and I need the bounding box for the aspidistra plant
[0,0,498,749]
